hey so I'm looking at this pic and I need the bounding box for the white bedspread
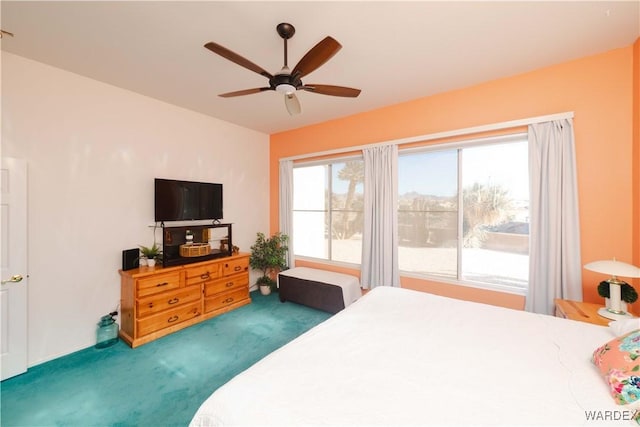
[190,287,630,426]
[278,267,362,308]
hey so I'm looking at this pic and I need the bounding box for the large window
[292,159,364,264]
[290,134,529,292]
[398,135,529,291]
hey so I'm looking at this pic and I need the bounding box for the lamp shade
[584,259,640,278]
[284,93,301,115]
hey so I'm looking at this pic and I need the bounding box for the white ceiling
[2,1,639,135]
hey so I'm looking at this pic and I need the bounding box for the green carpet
[0,291,332,426]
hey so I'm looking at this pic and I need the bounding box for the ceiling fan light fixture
[204,22,360,114]
[285,92,301,116]
[275,83,296,95]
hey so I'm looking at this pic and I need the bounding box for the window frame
[398,132,529,296]
[292,154,364,267]
[290,132,530,296]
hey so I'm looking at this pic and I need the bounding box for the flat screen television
[155,178,223,222]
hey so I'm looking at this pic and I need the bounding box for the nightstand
[554,299,611,326]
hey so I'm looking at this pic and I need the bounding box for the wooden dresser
[119,253,250,347]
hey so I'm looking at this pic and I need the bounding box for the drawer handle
[168,298,179,305]
[167,315,179,323]
[156,282,169,287]
[223,297,234,304]
[226,282,234,287]
[234,266,241,272]
[200,272,210,280]
[147,302,154,308]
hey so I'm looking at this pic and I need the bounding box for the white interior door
[1,157,28,380]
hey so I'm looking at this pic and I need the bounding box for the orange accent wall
[270,43,639,310]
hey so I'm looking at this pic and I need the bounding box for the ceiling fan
[204,23,361,115]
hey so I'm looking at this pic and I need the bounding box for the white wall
[1,52,270,366]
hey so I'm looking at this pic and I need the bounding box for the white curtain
[361,145,400,289]
[526,119,582,314]
[279,159,295,269]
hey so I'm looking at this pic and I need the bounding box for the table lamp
[584,259,640,320]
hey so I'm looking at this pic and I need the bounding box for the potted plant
[255,276,276,295]
[597,280,638,311]
[249,232,289,295]
[139,243,162,267]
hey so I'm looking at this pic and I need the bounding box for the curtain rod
[280,111,574,162]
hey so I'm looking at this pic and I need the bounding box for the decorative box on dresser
[119,253,251,348]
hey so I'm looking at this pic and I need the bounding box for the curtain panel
[361,145,400,289]
[526,119,582,314]
[279,159,295,269]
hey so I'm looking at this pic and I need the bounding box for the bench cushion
[278,267,362,313]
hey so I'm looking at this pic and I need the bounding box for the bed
[278,267,362,314]
[190,287,640,426]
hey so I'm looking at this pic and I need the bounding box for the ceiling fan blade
[284,93,301,115]
[291,37,341,78]
[204,42,273,79]
[219,87,272,98]
[302,84,361,98]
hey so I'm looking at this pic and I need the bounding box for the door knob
[1,274,23,284]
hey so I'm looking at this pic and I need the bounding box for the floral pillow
[592,329,640,405]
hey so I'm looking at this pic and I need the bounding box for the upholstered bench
[277,267,362,314]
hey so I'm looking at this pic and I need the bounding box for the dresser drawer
[204,287,249,313]
[185,262,221,286]
[222,257,249,277]
[137,301,201,337]
[204,274,249,297]
[136,271,181,298]
[137,286,201,318]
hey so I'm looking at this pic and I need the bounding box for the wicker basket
[180,243,211,257]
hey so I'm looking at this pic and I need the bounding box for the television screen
[155,179,223,222]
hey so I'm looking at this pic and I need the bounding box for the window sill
[294,256,361,271]
[399,271,527,297]
[293,256,527,297]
